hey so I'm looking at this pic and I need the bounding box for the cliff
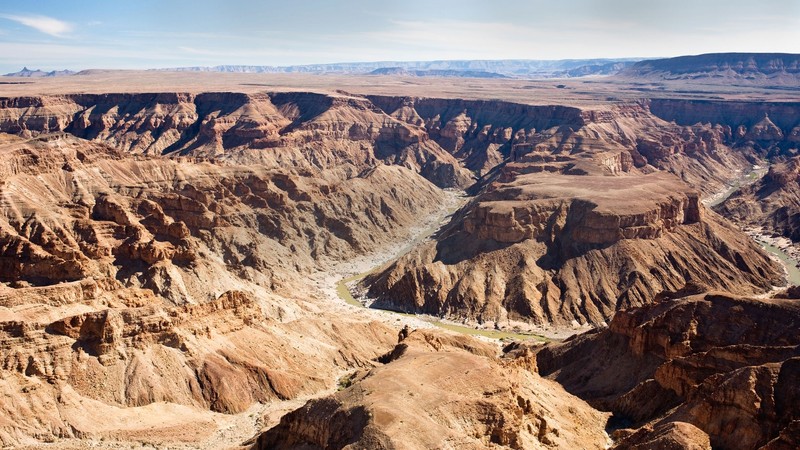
[363,171,781,326]
[4,93,797,193]
[716,156,800,242]
[1,87,799,447]
[0,92,474,188]
[0,132,443,445]
[536,292,800,450]
[619,53,800,83]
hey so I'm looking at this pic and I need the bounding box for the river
[706,164,800,287]
[751,234,800,286]
[703,165,769,208]
[334,164,799,342]
[330,190,550,342]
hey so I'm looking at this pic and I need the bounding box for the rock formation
[0,77,798,448]
[0,132,447,445]
[717,156,800,241]
[3,93,798,195]
[536,292,800,450]
[618,53,800,83]
[363,169,782,326]
[0,93,474,188]
[252,329,609,450]
[0,133,447,290]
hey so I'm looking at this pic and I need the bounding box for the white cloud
[1,14,73,37]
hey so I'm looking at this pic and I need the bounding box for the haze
[1,0,799,73]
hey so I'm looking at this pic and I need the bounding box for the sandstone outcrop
[0,93,474,188]
[1,81,799,449]
[4,93,798,196]
[363,170,782,326]
[253,329,609,450]
[0,286,399,446]
[0,132,447,446]
[536,292,800,449]
[0,133,446,292]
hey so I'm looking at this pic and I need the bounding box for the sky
[0,0,798,73]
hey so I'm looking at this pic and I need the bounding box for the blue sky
[0,0,798,73]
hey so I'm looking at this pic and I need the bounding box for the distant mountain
[4,67,76,77]
[367,67,508,78]
[555,61,636,77]
[155,58,642,78]
[618,53,800,83]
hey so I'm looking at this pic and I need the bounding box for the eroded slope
[364,169,781,326]
[717,156,800,242]
[0,132,449,446]
[536,292,800,450]
[253,329,609,450]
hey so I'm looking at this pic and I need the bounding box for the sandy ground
[307,189,464,334]
[3,71,799,106]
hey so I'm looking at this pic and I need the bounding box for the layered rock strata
[253,329,609,450]
[0,132,446,445]
[536,292,800,450]
[364,171,782,326]
[717,156,800,241]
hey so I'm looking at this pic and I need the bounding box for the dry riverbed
[309,189,574,342]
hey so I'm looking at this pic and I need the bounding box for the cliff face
[363,170,781,327]
[356,96,797,328]
[5,93,795,193]
[0,285,399,445]
[634,100,800,257]
[367,95,585,174]
[0,132,446,445]
[366,96,792,197]
[619,53,800,83]
[0,92,474,188]
[536,293,800,450]
[462,173,702,253]
[716,156,800,241]
[0,134,445,291]
[648,99,800,137]
[1,88,799,447]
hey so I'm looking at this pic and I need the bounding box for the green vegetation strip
[336,272,548,342]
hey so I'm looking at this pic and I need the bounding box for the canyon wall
[717,156,800,241]
[649,99,800,134]
[3,94,797,193]
[1,93,795,329]
[364,171,781,326]
[536,292,800,450]
[0,132,447,445]
[0,90,798,446]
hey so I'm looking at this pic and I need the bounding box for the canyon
[0,53,799,449]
